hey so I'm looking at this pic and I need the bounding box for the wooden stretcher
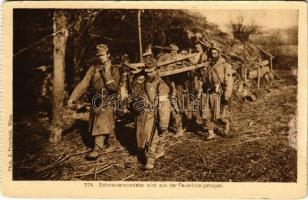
[124,52,206,77]
[158,62,207,77]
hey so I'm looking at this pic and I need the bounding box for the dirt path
[13,71,297,181]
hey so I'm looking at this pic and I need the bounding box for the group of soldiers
[67,41,234,170]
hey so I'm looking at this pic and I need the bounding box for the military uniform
[200,55,233,139]
[133,50,170,170]
[134,77,170,147]
[169,81,184,137]
[68,44,120,160]
[159,44,184,137]
[191,43,208,126]
[178,71,203,131]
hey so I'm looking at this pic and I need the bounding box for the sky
[190,9,298,32]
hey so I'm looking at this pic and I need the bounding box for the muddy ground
[13,69,297,182]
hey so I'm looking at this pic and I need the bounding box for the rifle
[144,81,159,151]
[145,106,158,151]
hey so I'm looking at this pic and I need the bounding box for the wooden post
[257,65,261,90]
[137,10,143,62]
[270,58,273,72]
[50,10,68,144]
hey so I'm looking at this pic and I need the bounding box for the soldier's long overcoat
[69,61,119,136]
[200,57,233,122]
[132,76,170,149]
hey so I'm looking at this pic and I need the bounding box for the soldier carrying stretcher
[131,49,171,170]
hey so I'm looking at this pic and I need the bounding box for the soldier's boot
[144,157,155,170]
[155,151,165,159]
[205,129,216,141]
[219,119,230,137]
[174,127,184,137]
[155,145,165,159]
[223,119,230,135]
[137,148,146,165]
[195,114,203,126]
[85,135,105,161]
[85,146,100,161]
[104,133,118,153]
[136,147,146,165]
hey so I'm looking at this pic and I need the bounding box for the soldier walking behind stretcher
[200,47,234,140]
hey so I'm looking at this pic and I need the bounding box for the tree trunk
[50,10,68,144]
[137,10,143,62]
[72,13,83,87]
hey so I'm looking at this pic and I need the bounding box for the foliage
[14,9,229,114]
[229,16,259,43]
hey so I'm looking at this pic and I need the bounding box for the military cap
[170,44,179,52]
[195,43,202,48]
[96,44,109,56]
[195,32,202,39]
[210,45,221,53]
[143,48,153,57]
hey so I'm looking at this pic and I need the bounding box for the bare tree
[50,10,68,144]
[229,16,259,43]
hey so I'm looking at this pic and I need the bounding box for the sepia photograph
[2,1,307,198]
